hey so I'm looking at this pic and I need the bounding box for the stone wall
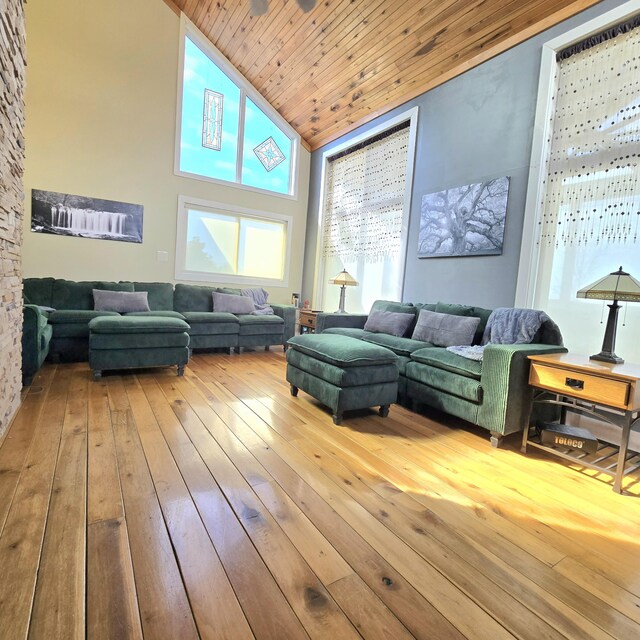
[0,0,26,437]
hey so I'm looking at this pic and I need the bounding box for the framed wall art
[418,177,510,258]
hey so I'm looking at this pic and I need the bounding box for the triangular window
[176,18,299,197]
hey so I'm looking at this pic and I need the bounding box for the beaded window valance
[322,123,410,261]
[538,19,640,247]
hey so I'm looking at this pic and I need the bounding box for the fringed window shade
[322,124,410,262]
[539,23,640,247]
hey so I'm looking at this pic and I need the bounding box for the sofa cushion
[410,347,482,380]
[49,310,121,324]
[182,311,238,324]
[361,332,433,357]
[24,277,56,307]
[130,282,175,311]
[237,314,284,335]
[89,316,190,334]
[213,291,255,314]
[370,300,417,337]
[472,306,493,345]
[286,349,398,387]
[52,280,134,310]
[323,327,367,340]
[49,310,120,338]
[405,361,483,403]
[217,287,242,295]
[125,310,186,320]
[93,289,150,313]
[287,334,397,367]
[411,309,480,347]
[434,302,474,317]
[174,283,217,312]
[364,309,415,337]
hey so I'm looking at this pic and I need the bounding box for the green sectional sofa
[315,300,567,446]
[21,278,296,382]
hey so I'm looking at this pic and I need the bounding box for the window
[176,17,299,197]
[517,9,640,361]
[315,110,418,313]
[176,196,292,286]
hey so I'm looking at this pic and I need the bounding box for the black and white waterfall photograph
[31,189,143,243]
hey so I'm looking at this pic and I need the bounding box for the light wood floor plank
[87,378,124,524]
[87,517,143,640]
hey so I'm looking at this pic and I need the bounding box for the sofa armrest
[271,304,297,343]
[477,343,567,436]
[316,312,368,334]
[22,304,51,384]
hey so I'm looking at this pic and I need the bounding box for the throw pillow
[93,289,150,313]
[212,291,255,314]
[364,309,415,337]
[411,309,480,347]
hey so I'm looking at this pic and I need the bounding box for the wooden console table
[523,353,640,494]
[298,309,322,334]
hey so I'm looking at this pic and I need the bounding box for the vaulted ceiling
[166,0,602,150]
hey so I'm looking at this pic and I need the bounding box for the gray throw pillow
[93,289,150,313]
[411,309,480,347]
[364,309,414,337]
[212,291,255,314]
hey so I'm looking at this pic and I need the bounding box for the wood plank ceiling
[168,0,603,150]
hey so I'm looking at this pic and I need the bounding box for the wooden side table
[523,352,640,493]
[298,309,322,334]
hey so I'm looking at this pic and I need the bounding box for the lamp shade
[576,266,640,364]
[330,270,358,287]
[576,266,640,302]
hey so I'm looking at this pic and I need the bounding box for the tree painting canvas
[418,177,510,258]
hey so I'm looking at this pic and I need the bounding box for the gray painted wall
[301,0,624,310]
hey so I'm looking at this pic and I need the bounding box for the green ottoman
[286,334,398,425]
[89,316,190,380]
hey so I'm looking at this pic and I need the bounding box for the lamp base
[335,285,346,314]
[590,352,624,365]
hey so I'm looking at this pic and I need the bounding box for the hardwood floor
[1,349,639,639]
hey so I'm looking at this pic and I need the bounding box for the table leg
[613,412,632,494]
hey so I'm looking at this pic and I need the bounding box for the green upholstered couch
[316,300,567,446]
[21,278,296,381]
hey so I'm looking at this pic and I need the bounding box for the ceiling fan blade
[250,0,269,16]
[297,0,317,12]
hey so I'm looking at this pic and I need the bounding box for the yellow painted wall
[23,0,310,304]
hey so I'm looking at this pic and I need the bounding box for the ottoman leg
[332,412,343,426]
[177,365,185,377]
[265,345,270,351]
[379,405,390,418]
[93,370,102,381]
[290,384,298,397]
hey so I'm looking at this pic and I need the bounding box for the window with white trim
[176,18,299,197]
[522,12,640,360]
[176,196,292,287]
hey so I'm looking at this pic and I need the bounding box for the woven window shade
[538,23,640,247]
[322,125,410,261]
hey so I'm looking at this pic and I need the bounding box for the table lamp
[576,266,640,364]
[330,269,358,313]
